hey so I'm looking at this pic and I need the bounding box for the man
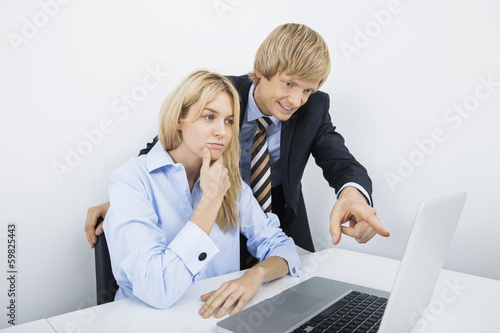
[85,23,389,261]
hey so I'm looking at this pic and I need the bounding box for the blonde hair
[249,23,331,87]
[158,70,242,232]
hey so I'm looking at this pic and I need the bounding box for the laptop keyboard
[291,291,388,333]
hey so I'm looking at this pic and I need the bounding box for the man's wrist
[338,186,370,205]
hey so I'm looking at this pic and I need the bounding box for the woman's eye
[225,119,234,125]
[204,115,214,120]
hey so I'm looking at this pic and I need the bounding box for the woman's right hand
[191,148,230,235]
[200,148,230,202]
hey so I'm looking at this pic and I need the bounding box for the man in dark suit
[85,23,389,260]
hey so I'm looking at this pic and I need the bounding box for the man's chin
[273,111,294,121]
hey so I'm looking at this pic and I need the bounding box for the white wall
[0,0,498,328]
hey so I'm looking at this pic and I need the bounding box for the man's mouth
[278,102,294,112]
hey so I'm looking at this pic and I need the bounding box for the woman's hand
[200,147,230,202]
[199,268,264,318]
[191,148,230,235]
[198,256,289,318]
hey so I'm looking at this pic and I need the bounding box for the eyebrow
[203,108,234,117]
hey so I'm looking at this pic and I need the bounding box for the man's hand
[85,202,110,248]
[330,187,389,245]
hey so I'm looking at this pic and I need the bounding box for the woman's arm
[198,181,301,318]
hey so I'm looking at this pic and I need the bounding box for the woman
[103,70,300,318]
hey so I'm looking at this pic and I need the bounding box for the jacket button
[198,252,207,261]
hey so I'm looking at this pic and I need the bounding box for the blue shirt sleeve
[104,171,219,310]
[238,182,301,277]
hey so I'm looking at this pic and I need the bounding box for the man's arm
[306,93,388,244]
[330,187,389,245]
[84,137,158,248]
[138,136,158,156]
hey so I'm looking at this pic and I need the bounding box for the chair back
[94,218,118,305]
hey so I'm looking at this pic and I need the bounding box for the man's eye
[284,81,292,87]
[304,89,312,94]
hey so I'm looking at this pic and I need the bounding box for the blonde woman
[103,70,300,318]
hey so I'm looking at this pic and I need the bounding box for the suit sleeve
[138,136,158,156]
[309,93,373,202]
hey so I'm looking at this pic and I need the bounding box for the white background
[0,0,499,327]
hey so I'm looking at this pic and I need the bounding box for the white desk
[45,248,500,333]
[0,319,56,332]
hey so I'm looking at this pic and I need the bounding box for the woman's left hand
[199,269,264,318]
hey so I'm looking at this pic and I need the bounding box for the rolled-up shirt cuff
[168,221,220,276]
[267,244,301,278]
[338,183,372,206]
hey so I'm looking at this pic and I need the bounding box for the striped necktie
[251,117,273,213]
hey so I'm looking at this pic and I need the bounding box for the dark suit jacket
[229,75,372,252]
[140,74,372,253]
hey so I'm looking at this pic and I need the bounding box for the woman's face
[177,92,235,162]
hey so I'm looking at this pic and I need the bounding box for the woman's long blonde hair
[158,70,242,232]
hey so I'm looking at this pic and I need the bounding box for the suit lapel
[280,112,298,201]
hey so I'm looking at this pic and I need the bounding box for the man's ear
[255,69,262,79]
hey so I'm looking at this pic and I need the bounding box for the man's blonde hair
[158,70,242,232]
[249,23,331,87]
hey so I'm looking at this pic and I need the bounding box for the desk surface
[41,248,500,332]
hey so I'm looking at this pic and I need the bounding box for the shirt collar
[246,84,279,127]
[146,141,176,172]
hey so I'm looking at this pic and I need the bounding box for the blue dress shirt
[103,141,301,309]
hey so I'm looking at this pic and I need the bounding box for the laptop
[216,192,467,333]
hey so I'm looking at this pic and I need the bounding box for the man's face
[253,71,320,121]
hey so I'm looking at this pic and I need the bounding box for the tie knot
[256,117,272,132]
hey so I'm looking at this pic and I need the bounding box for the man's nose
[289,89,302,108]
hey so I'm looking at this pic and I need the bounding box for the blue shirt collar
[146,141,176,172]
[246,84,279,127]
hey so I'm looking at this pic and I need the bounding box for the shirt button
[198,252,207,261]
[245,149,250,153]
